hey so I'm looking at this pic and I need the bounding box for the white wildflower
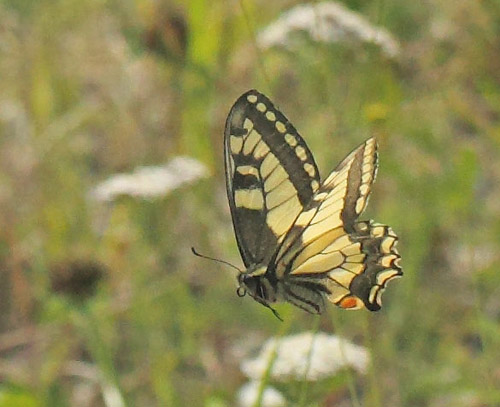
[90,156,207,202]
[237,381,286,407]
[241,332,369,381]
[258,1,400,58]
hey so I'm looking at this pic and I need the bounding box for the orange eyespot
[339,296,362,309]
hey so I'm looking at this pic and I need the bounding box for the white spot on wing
[304,162,315,177]
[266,111,276,121]
[295,145,307,161]
[359,184,369,195]
[285,133,298,147]
[275,121,286,133]
[257,102,267,112]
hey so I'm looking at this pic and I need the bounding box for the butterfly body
[225,90,401,314]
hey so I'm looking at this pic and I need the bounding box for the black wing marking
[224,90,320,267]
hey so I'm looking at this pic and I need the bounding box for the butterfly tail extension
[345,220,402,311]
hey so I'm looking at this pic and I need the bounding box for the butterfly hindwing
[273,139,401,311]
[224,90,320,267]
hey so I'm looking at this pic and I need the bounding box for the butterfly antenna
[191,247,242,273]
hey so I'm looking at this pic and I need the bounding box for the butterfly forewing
[224,90,320,267]
[327,136,378,232]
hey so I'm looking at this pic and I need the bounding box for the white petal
[258,2,400,58]
[237,381,286,407]
[90,156,207,202]
[241,331,369,381]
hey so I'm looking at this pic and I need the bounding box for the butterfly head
[237,273,261,300]
[237,266,283,321]
[237,265,276,302]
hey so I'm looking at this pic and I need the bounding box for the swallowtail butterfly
[224,90,402,314]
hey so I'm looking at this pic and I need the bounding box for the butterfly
[224,89,401,316]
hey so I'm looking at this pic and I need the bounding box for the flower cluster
[90,156,207,202]
[241,331,369,382]
[258,1,400,58]
[238,331,369,406]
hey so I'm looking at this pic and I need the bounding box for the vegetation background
[1,0,500,406]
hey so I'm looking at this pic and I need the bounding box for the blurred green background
[1,0,500,406]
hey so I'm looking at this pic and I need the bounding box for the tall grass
[0,0,499,406]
